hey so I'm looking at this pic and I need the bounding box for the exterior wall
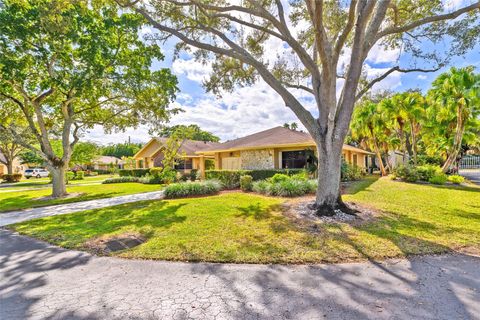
[0,158,25,176]
[135,139,162,159]
[240,149,274,170]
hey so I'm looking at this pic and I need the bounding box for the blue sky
[86,1,480,145]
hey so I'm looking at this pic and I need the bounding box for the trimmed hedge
[119,169,150,177]
[252,178,317,197]
[103,176,140,184]
[205,169,304,189]
[1,173,22,183]
[163,180,222,199]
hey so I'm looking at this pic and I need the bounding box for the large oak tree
[121,0,480,215]
[0,0,178,197]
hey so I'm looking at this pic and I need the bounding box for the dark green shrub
[416,164,442,181]
[103,176,140,184]
[163,180,222,199]
[66,171,75,182]
[248,169,304,180]
[189,169,199,181]
[240,175,253,191]
[394,165,419,182]
[139,175,163,184]
[119,169,150,177]
[448,175,465,184]
[429,173,447,185]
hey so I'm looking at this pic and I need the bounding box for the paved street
[0,191,164,227]
[459,169,480,185]
[1,229,479,320]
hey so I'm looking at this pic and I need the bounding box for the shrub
[163,180,222,199]
[429,173,447,185]
[189,169,199,181]
[85,170,98,176]
[75,171,85,180]
[416,164,442,181]
[240,175,253,191]
[149,167,163,177]
[394,165,419,183]
[119,169,150,177]
[2,174,22,183]
[103,176,140,184]
[159,167,177,184]
[252,177,316,197]
[448,175,465,184]
[270,173,289,183]
[341,162,364,181]
[205,170,244,189]
[66,171,75,181]
[139,175,163,184]
[205,169,305,189]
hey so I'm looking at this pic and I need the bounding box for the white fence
[459,155,480,169]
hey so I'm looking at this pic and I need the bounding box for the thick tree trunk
[49,165,67,198]
[311,141,356,217]
[6,161,13,175]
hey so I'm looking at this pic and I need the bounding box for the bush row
[1,173,22,183]
[205,169,304,189]
[163,180,222,199]
[341,162,364,181]
[103,176,141,184]
[252,175,317,197]
[119,168,151,177]
[392,164,464,185]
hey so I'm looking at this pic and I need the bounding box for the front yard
[0,182,162,213]
[10,177,480,263]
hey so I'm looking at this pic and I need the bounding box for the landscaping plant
[240,175,253,192]
[163,180,222,199]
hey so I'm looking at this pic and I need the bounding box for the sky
[85,0,480,145]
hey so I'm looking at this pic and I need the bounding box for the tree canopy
[0,0,178,196]
[158,124,220,142]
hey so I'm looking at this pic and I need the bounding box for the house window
[281,150,306,169]
[175,159,193,170]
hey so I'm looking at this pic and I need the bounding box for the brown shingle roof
[199,126,373,154]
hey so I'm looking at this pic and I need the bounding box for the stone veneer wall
[240,150,274,170]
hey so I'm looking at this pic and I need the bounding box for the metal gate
[459,155,480,169]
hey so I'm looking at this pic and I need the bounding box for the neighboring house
[135,127,373,177]
[91,156,124,171]
[133,138,221,172]
[0,153,26,176]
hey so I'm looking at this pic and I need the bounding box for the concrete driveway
[1,229,479,320]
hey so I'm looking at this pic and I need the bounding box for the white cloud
[364,65,402,92]
[417,74,428,80]
[172,58,212,82]
[366,43,401,64]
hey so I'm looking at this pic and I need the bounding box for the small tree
[159,124,220,142]
[0,100,26,174]
[0,1,178,198]
[121,0,480,215]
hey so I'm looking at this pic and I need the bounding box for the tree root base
[308,200,359,217]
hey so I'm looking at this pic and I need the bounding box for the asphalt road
[459,169,480,185]
[1,229,479,320]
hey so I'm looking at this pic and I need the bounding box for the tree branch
[355,66,441,101]
[376,2,480,40]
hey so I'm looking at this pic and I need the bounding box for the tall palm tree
[427,67,480,172]
[350,101,390,176]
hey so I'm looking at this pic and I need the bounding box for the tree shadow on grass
[342,175,379,195]
[11,200,187,249]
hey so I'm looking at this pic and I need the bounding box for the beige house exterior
[133,138,220,174]
[134,127,373,178]
[0,154,25,176]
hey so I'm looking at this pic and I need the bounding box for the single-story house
[91,156,125,171]
[197,126,374,173]
[133,138,221,172]
[135,127,373,177]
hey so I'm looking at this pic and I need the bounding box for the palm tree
[290,122,298,131]
[350,101,390,176]
[427,67,480,172]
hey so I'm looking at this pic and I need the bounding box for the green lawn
[0,182,162,213]
[10,177,480,263]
